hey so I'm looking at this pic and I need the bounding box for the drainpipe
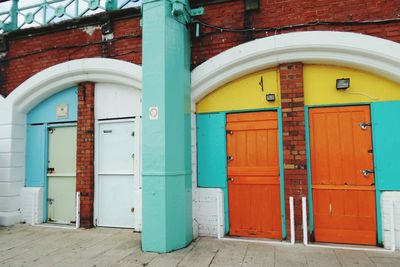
[141,0,192,253]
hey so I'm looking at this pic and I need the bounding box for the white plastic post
[391,200,396,252]
[75,192,80,229]
[302,196,308,245]
[289,196,295,244]
[216,193,221,239]
[31,190,36,226]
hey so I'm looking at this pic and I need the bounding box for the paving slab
[1,225,400,267]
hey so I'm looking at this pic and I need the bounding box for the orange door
[227,111,282,239]
[309,106,376,245]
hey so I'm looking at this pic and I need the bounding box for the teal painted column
[141,0,192,253]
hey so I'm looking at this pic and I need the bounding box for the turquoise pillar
[141,0,192,253]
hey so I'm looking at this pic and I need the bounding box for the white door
[97,120,136,228]
[47,126,77,223]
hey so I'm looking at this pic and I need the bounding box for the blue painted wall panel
[197,113,227,188]
[371,101,400,190]
[25,125,46,187]
[27,87,78,124]
[197,113,229,233]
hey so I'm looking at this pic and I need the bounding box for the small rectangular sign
[56,104,68,119]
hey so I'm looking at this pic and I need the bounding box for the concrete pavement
[1,224,399,267]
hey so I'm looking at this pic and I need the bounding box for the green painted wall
[141,0,192,253]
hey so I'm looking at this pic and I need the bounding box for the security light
[336,78,350,90]
[266,94,276,102]
[244,0,260,11]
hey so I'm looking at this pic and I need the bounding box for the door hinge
[359,122,372,130]
[227,155,234,161]
[226,130,233,135]
[361,169,374,177]
[48,198,54,205]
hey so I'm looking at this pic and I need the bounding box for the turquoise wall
[27,87,78,124]
[141,0,192,253]
[197,113,229,233]
[371,101,400,191]
[25,87,78,222]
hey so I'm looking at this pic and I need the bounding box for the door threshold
[306,242,391,253]
[33,223,77,230]
[219,236,293,246]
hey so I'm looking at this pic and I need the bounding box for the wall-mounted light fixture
[244,0,260,11]
[266,94,276,102]
[336,78,350,90]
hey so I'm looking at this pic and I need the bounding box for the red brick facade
[279,63,307,241]
[2,1,400,236]
[76,82,95,228]
[0,13,142,96]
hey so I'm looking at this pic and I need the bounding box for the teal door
[47,126,77,223]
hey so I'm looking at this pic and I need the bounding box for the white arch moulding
[0,58,142,226]
[191,31,400,102]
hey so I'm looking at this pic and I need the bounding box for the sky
[0,1,142,14]
[0,0,141,28]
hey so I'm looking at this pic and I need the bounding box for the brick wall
[0,15,142,96]
[279,63,308,241]
[76,82,95,228]
[191,0,400,67]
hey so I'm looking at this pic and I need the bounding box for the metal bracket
[190,7,204,17]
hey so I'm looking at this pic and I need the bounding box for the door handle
[227,177,234,182]
[361,169,374,177]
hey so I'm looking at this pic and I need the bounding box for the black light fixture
[244,0,260,11]
[266,94,276,102]
[336,78,350,90]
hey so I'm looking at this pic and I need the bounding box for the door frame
[224,108,286,240]
[304,103,382,245]
[93,117,141,228]
[43,122,77,223]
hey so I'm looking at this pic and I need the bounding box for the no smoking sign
[149,106,159,120]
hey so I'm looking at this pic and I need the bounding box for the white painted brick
[381,191,400,249]
[194,188,224,237]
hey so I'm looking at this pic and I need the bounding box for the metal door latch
[227,155,234,161]
[48,198,54,205]
[359,122,372,130]
[227,177,234,182]
[361,169,374,177]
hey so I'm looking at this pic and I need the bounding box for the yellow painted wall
[304,65,400,106]
[196,69,280,113]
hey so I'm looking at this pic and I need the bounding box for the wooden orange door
[227,111,282,239]
[309,106,376,245]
